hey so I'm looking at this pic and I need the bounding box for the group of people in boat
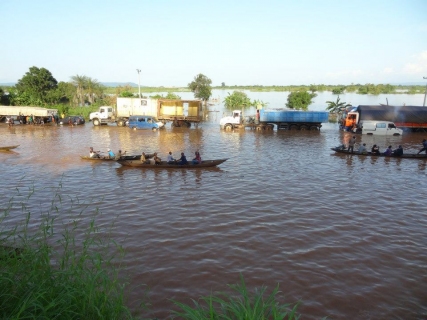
[89,147,202,165]
[344,135,404,156]
[89,147,126,159]
[140,150,202,165]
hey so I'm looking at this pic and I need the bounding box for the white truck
[89,97,202,127]
[0,106,58,123]
[359,120,403,136]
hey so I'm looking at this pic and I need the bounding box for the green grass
[172,274,300,320]
[0,185,136,320]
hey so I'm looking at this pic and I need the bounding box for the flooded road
[1,119,427,320]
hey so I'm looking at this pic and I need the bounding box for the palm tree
[326,95,351,114]
[85,77,102,104]
[70,74,88,106]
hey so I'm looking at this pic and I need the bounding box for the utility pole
[423,77,427,107]
[136,69,141,98]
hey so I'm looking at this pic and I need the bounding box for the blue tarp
[260,109,329,123]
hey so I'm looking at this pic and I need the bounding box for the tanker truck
[342,105,427,132]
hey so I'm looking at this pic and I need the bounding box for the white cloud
[382,67,394,74]
[402,51,427,75]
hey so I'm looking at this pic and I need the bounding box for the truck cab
[90,106,114,126]
[359,120,403,136]
[219,110,243,130]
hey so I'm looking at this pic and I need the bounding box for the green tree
[326,95,351,113]
[164,92,181,99]
[15,66,58,106]
[309,84,318,95]
[85,77,103,104]
[286,91,315,110]
[188,74,212,104]
[119,91,134,97]
[223,91,252,109]
[332,86,345,94]
[70,74,88,106]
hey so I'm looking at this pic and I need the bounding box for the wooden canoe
[80,154,154,161]
[331,147,427,159]
[117,158,228,168]
[0,145,19,151]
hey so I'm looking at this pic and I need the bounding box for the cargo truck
[89,98,202,127]
[0,106,58,124]
[342,105,427,132]
[220,109,329,130]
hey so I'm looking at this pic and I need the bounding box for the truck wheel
[289,125,298,130]
[117,120,124,127]
[93,119,100,126]
[186,122,191,128]
[266,124,274,130]
[300,125,308,130]
[309,126,318,130]
[224,124,233,131]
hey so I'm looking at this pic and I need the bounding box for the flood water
[1,92,427,319]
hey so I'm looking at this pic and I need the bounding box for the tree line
[1,67,424,114]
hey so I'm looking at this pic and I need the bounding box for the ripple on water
[1,123,427,319]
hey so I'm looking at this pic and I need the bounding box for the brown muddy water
[1,120,427,320]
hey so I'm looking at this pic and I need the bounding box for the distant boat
[0,145,19,151]
[331,147,427,159]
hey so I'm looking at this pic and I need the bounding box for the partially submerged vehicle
[359,120,403,136]
[128,115,164,131]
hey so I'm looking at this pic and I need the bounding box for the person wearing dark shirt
[417,139,427,154]
[371,144,380,155]
[177,152,188,165]
[393,145,403,156]
[383,145,393,156]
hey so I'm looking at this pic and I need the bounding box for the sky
[1,0,427,87]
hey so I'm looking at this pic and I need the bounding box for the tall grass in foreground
[172,274,300,320]
[0,186,136,320]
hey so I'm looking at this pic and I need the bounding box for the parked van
[359,120,403,136]
[127,115,164,131]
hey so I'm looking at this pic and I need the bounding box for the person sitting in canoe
[192,151,202,164]
[107,149,115,159]
[140,152,149,163]
[357,143,367,154]
[177,152,188,165]
[167,151,176,164]
[89,147,100,158]
[383,145,393,156]
[115,150,126,160]
[392,145,403,156]
[151,152,162,165]
[417,139,427,155]
[371,144,380,155]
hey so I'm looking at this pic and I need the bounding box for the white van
[359,121,403,136]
